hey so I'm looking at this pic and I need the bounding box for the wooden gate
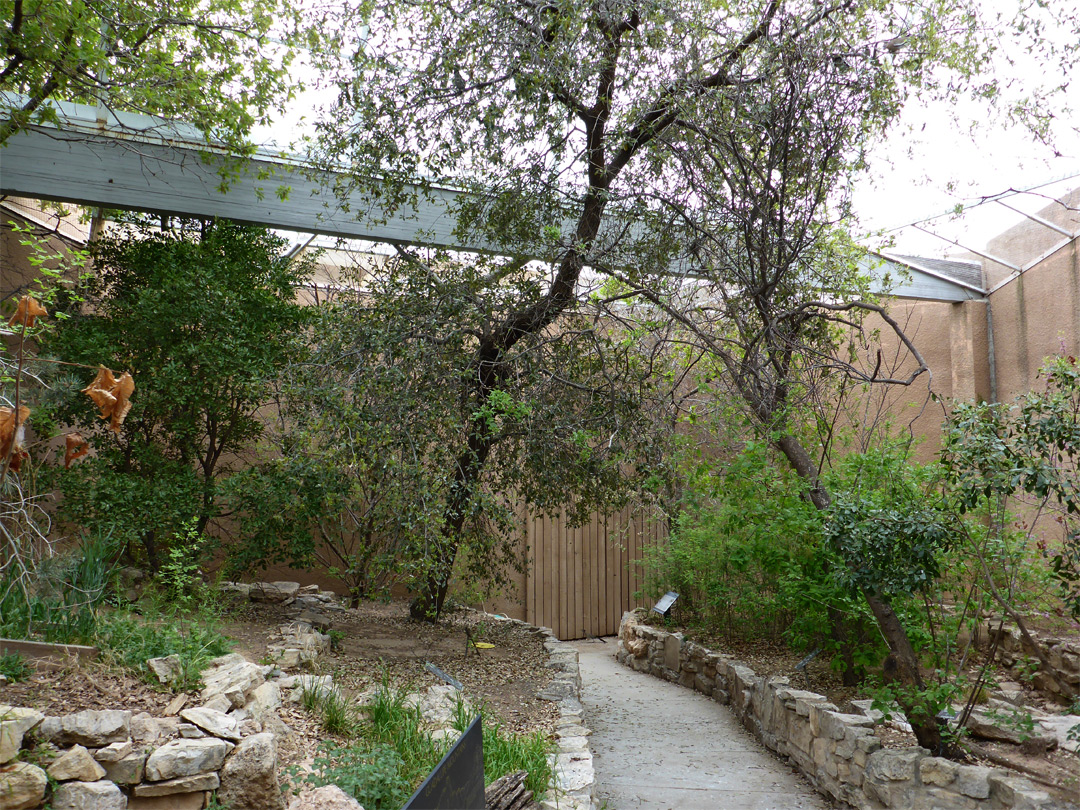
[521,506,666,640]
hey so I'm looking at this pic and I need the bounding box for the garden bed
[2,591,570,809]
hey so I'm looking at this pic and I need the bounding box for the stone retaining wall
[0,586,596,810]
[989,623,1080,705]
[616,610,1063,810]
[487,616,596,810]
[1,650,293,809]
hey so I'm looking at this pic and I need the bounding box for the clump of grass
[292,675,555,809]
[0,652,33,683]
[449,689,554,798]
[298,678,363,737]
[97,610,231,691]
[482,722,553,797]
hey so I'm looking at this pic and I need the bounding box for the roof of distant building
[886,254,984,292]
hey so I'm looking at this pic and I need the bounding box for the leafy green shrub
[825,448,955,600]
[293,743,411,810]
[778,545,885,684]
[639,441,822,642]
[44,221,313,572]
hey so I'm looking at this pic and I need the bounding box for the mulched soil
[1,663,172,717]
[2,598,560,776]
[220,598,560,770]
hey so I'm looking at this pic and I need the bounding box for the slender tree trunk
[772,429,943,752]
[408,190,609,623]
[410,413,495,621]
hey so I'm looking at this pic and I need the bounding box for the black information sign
[402,714,485,810]
[652,591,679,616]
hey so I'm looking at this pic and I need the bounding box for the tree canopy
[305,0,1078,747]
[0,0,311,148]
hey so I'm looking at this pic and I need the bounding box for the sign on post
[651,591,679,617]
[402,714,485,810]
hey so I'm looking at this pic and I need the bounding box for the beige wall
[982,189,1080,400]
[863,191,1079,462]
[846,298,988,464]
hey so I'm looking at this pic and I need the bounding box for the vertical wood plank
[525,510,535,625]
[583,512,594,638]
[542,514,551,633]
[573,517,585,640]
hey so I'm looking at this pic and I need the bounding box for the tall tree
[313,0,1073,750]
[229,251,680,611]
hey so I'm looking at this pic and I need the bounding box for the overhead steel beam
[1,96,993,305]
[0,124,498,251]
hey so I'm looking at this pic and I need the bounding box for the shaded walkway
[571,640,833,810]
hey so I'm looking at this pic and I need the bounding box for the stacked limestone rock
[219,581,340,667]
[990,623,1080,704]
[0,648,335,810]
[616,610,1070,810]
[533,626,596,810]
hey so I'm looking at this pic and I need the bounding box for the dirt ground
[2,598,560,774]
[222,599,559,726]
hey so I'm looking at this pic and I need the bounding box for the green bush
[639,441,822,642]
[295,743,411,810]
[44,220,313,572]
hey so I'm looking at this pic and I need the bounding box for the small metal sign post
[402,714,485,810]
[424,661,464,692]
[651,591,679,618]
[794,647,822,689]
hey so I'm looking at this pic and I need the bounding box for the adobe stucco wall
[861,191,1079,464]
[981,188,1080,401]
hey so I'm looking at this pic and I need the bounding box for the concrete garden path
[571,639,833,810]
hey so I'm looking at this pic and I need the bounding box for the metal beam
[0,124,499,251]
[994,199,1074,238]
[1,96,1003,306]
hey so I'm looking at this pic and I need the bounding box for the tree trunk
[772,428,943,752]
[409,189,609,623]
[827,605,867,687]
[140,529,160,573]
[410,416,495,622]
[864,591,943,752]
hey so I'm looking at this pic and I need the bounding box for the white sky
[850,0,1080,257]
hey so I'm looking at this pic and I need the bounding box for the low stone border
[0,587,593,810]
[0,651,300,810]
[989,623,1080,705]
[480,614,596,810]
[617,610,1067,810]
